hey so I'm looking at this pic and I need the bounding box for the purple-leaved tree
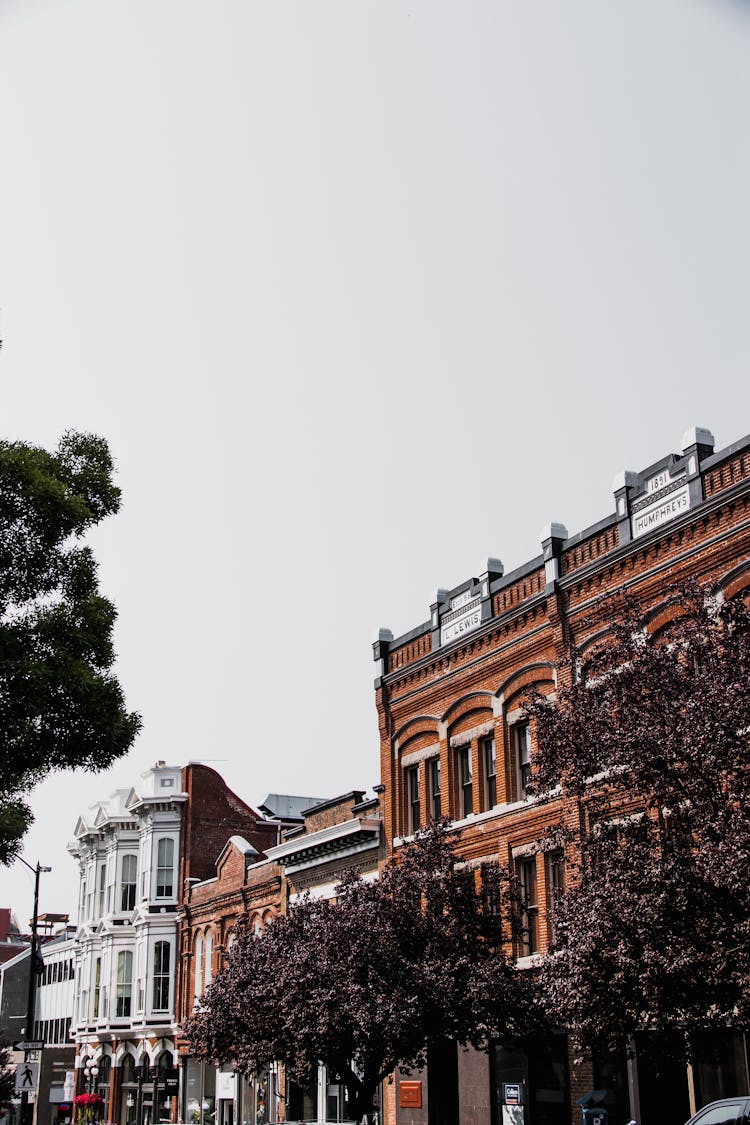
[185,822,536,1120]
[527,583,750,1061]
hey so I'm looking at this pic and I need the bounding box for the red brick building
[177,790,383,1125]
[373,426,750,1125]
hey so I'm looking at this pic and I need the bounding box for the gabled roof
[214,835,261,877]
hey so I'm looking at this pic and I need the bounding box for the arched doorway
[120,1054,137,1125]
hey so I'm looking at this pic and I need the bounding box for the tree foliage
[0,432,141,863]
[527,584,750,1058]
[185,823,536,1119]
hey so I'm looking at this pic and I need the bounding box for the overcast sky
[2,0,749,923]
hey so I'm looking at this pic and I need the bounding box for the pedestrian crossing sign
[15,1062,39,1094]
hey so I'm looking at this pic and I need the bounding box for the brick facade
[374,426,750,1125]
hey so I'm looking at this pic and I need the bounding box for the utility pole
[17,858,51,1125]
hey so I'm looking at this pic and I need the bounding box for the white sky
[2,0,749,924]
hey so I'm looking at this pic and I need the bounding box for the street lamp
[83,1060,100,1095]
[16,857,52,1125]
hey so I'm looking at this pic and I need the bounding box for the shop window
[120,855,137,912]
[406,766,420,834]
[482,736,497,809]
[429,758,441,821]
[153,941,170,1011]
[457,745,473,818]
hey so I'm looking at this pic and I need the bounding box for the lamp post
[83,1060,99,1095]
[17,857,52,1125]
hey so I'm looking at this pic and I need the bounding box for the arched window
[120,1054,136,1084]
[116,951,133,1017]
[120,1054,137,1125]
[193,934,203,1001]
[97,1056,112,1120]
[156,839,174,898]
[204,931,213,988]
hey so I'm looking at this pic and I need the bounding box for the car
[685,1097,750,1125]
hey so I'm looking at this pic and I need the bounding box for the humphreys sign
[632,476,690,539]
[440,589,482,647]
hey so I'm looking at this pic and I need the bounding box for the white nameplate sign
[632,484,690,538]
[441,595,482,646]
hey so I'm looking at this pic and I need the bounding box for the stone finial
[680,426,715,454]
[540,523,568,544]
[611,470,640,494]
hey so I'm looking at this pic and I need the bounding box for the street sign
[15,1062,39,1094]
[13,1041,44,1052]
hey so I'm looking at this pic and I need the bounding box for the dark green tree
[185,823,536,1121]
[0,432,141,863]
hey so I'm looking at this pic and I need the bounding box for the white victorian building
[68,762,184,1125]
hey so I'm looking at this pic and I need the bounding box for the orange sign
[399,1081,422,1108]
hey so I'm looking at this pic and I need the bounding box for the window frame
[115,950,133,1018]
[120,854,138,913]
[516,855,539,956]
[406,765,421,835]
[482,735,497,809]
[429,757,441,821]
[514,721,532,799]
[457,744,473,818]
[152,940,171,1012]
[155,838,175,898]
[546,849,565,944]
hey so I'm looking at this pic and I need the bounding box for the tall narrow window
[120,855,137,912]
[457,746,473,818]
[116,951,133,1017]
[194,934,203,1002]
[515,722,532,798]
[156,839,174,898]
[482,737,497,809]
[481,862,502,942]
[153,941,170,1011]
[406,766,420,834]
[517,857,538,956]
[98,864,106,917]
[546,850,565,944]
[429,758,441,821]
[204,932,214,988]
[93,957,102,1018]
